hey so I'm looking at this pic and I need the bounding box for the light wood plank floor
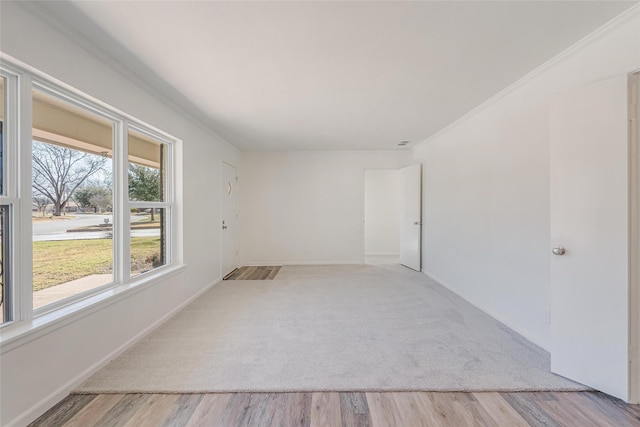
[30,391,640,426]
[224,266,281,280]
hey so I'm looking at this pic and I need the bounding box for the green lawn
[33,237,162,291]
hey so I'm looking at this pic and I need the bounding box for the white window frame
[0,54,181,336]
[126,122,175,280]
[30,80,123,316]
[0,67,19,326]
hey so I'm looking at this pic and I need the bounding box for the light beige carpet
[76,264,587,393]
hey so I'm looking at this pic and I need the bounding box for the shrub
[145,252,162,268]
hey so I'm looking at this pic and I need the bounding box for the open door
[399,164,422,271]
[550,74,631,401]
[221,162,238,278]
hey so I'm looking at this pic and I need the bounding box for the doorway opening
[364,169,401,266]
[364,164,422,270]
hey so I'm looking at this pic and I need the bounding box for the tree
[32,141,107,216]
[128,164,161,220]
[74,185,112,213]
[33,195,49,217]
[89,192,111,213]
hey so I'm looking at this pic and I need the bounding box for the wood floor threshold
[224,265,282,280]
[222,268,239,280]
[30,391,640,426]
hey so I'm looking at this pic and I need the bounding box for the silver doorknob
[552,247,566,256]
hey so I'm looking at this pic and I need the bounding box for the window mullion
[116,120,130,284]
[128,202,171,209]
[17,73,32,322]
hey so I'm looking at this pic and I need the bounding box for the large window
[32,89,115,310]
[0,60,179,326]
[128,128,170,277]
[1,75,5,195]
[1,73,12,326]
[1,206,9,324]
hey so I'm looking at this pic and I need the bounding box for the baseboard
[364,252,400,257]
[242,260,363,266]
[9,278,221,427]
[422,270,549,351]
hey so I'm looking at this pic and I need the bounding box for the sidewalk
[33,274,112,310]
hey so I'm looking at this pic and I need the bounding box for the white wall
[412,7,640,350]
[0,3,240,426]
[364,169,401,255]
[240,151,410,265]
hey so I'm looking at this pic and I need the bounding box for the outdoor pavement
[32,214,156,241]
[33,214,113,235]
[31,214,157,308]
[33,274,113,310]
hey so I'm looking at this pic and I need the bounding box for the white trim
[32,79,122,124]
[173,139,184,266]
[629,70,640,404]
[128,201,171,208]
[360,168,365,264]
[220,161,239,278]
[415,3,640,149]
[364,252,401,257]
[32,280,118,318]
[0,264,186,353]
[17,67,33,324]
[0,53,184,343]
[6,274,221,427]
[0,52,181,144]
[422,270,549,351]
[114,119,126,285]
[15,1,240,155]
[242,261,364,267]
[0,69,18,199]
[121,119,132,282]
[126,122,176,279]
[0,67,20,327]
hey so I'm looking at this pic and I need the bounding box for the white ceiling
[52,1,638,151]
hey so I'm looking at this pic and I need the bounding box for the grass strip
[33,237,162,291]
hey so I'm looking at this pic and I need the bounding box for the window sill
[0,264,186,354]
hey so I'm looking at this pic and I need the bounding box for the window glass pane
[131,208,167,276]
[1,206,9,324]
[32,90,114,310]
[1,76,5,195]
[128,129,165,202]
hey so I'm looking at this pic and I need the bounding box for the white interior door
[550,74,630,401]
[400,164,422,271]
[221,162,238,278]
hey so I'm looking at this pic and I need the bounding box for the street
[32,214,158,241]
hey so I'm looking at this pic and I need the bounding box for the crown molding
[16,1,240,154]
[415,2,640,149]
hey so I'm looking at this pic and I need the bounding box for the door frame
[399,163,422,271]
[220,161,238,279]
[629,70,640,403]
